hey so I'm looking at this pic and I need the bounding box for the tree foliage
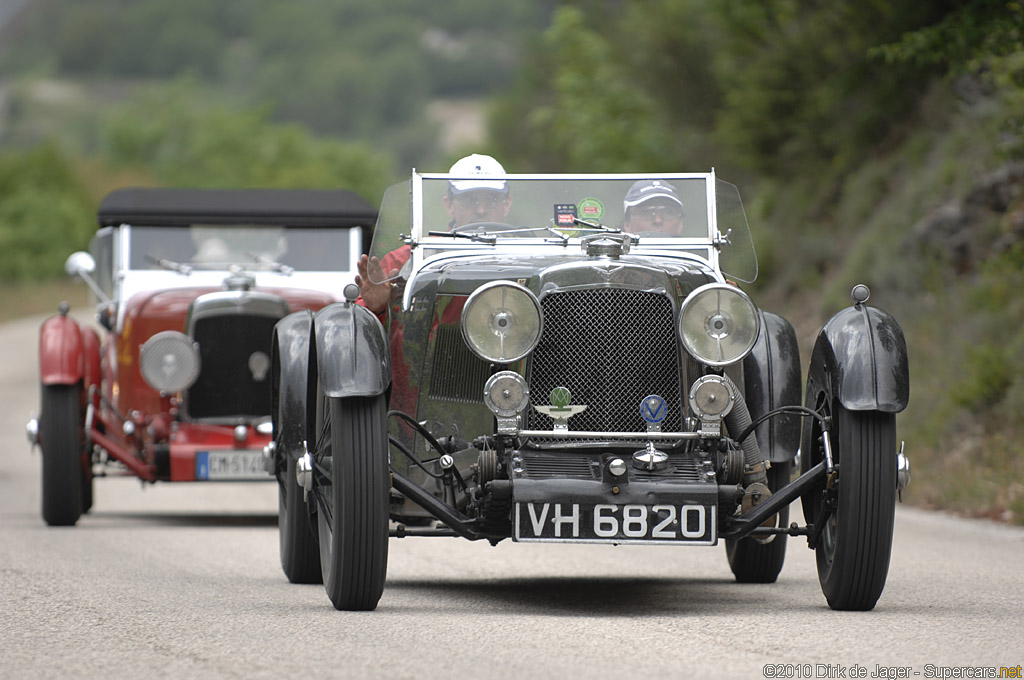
[493,0,962,178]
[870,0,1023,71]
[0,145,94,282]
[491,1,723,173]
[100,80,394,202]
[0,0,552,169]
[0,86,396,284]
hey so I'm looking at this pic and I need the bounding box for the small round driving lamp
[678,283,760,367]
[688,375,735,420]
[607,458,628,477]
[484,371,530,417]
[461,281,543,363]
[139,331,201,394]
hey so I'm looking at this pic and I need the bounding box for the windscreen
[127,225,356,272]
[715,180,758,283]
[367,175,718,284]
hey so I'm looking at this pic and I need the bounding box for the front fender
[313,302,391,399]
[807,304,909,413]
[39,313,86,385]
[272,310,314,459]
[742,310,802,462]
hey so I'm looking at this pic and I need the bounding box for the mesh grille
[187,314,278,419]
[527,288,684,443]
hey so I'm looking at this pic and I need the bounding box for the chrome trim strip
[517,429,701,440]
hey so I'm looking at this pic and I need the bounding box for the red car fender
[39,313,85,385]
[81,326,102,396]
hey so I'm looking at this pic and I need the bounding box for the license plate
[195,450,266,480]
[514,502,716,545]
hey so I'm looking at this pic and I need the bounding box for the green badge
[550,386,572,409]
[577,197,605,221]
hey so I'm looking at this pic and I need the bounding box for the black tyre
[81,401,95,514]
[725,461,791,583]
[809,400,897,611]
[40,385,84,526]
[278,452,322,584]
[81,464,94,515]
[275,366,322,584]
[314,393,389,611]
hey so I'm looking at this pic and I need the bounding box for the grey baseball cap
[623,179,682,210]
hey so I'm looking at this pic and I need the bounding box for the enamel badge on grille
[640,394,667,424]
[532,387,587,431]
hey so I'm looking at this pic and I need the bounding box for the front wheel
[315,393,389,611]
[725,461,791,583]
[275,355,322,584]
[40,385,84,526]
[812,402,897,611]
[278,451,322,584]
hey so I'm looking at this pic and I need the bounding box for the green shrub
[0,145,94,283]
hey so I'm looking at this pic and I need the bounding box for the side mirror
[64,251,96,278]
[63,251,112,307]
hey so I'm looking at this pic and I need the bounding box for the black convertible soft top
[98,187,378,228]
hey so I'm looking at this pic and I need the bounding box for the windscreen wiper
[250,253,295,275]
[572,217,621,233]
[427,230,497,244]
[145,254,192,275]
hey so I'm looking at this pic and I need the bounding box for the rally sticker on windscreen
[554,203,577,226]
[514,502,716,545]
[577,197,605,221]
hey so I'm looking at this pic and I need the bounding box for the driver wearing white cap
[442,153,512,229]
[356,154,509,318]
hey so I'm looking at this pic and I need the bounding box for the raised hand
[355,254,398,315]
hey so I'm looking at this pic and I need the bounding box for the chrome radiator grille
[527,288,685,442]
[186,314,278,420]
[428,323,491,403]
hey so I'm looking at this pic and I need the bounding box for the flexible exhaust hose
[722,374,768,488]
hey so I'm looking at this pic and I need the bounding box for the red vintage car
[27,187,377,526]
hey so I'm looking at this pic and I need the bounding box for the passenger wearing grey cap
[622,179,684,235]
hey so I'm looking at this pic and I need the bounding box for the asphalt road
[2,314,1023,679]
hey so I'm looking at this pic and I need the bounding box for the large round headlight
[461,281,543,363]
[139,331,201,394]
[678,283,760,366]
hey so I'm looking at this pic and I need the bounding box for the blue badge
[640,395,667,423]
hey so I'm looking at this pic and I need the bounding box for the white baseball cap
[448,154,508,194]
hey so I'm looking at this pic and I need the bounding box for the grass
[0,280,91,324]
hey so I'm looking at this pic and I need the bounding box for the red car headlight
[139,331,201,394]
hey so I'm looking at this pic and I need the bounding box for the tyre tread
[818,407,896,611]
[41,385,84,527]
[320,394,389,611]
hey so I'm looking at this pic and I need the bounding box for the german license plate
[195,450,266,480]
[514,502,716,544]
